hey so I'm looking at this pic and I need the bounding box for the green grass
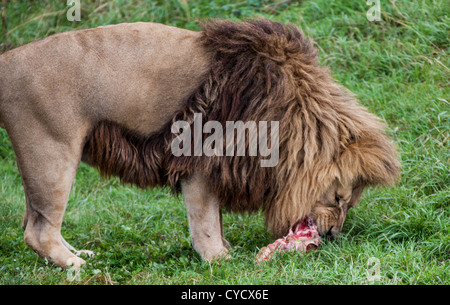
[0,0,448,284]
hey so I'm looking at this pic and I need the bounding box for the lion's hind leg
[181,173,231,261]
[8,124,89,269]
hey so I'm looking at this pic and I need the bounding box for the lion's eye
[335,196,341,204]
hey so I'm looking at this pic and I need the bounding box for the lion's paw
[66,256,86,270]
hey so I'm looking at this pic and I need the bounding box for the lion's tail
[84,120,170,190]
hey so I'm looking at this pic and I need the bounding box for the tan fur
[181,172,231,260]
[0,19,400,268]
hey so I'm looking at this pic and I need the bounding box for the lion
[0,18,400,269]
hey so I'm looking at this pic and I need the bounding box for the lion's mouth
[256,217,320,263]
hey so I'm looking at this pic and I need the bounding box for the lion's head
[310,179,364,238]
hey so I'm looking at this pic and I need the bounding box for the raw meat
[256,217,320,263]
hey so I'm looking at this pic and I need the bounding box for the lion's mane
[86,19,400,237]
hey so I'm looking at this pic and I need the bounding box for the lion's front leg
[181,173,230,261]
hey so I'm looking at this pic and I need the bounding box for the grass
[0,0,448,285]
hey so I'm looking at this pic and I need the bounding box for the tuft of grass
[0,0,448,284]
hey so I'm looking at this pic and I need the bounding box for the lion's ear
[338,133,401,187]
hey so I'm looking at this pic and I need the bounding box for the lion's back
[0,22,210,134]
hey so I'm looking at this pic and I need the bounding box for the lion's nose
[326,226,334,239]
